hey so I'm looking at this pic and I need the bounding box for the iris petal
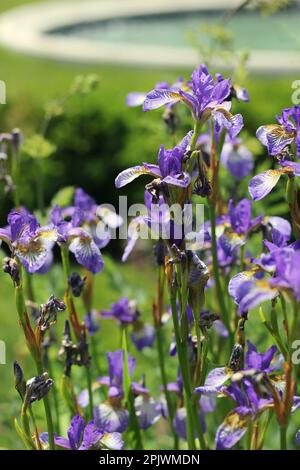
[215,410,250,450]
[143,89,182,111]
[248,170,283,201]
[115,164,161,189]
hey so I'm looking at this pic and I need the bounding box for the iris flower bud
[68,272,85,297]
[13,361,26,399]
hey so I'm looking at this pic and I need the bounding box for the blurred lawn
[0,0,299,451]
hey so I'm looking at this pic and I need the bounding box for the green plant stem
[280,425,287,450]
[209,204,233,347]
[170,284,197,450]
[15,264,55,449]
[85,365,94,420]
[36,359,55,450]
[190,121,202,152]
[60,244,94,420]
[156,325,178,448]
[122,326,143,450]
[47,356,61,436]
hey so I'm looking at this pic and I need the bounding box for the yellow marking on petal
[223,410,248,430]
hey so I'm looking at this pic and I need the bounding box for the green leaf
[51,186,75,207]
[22,134,56,159]
[14,418,35,450]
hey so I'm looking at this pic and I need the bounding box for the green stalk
[189,121,202,152]
[85,365,94,420]
[156,325,178,448]
[280,426,287,450]
[36,359,55,450]
[15,263,55,449]
[209,204,233,346]
[122,326,143,450]
[47,356,61,435]
[60,244,94,420]
[169,284,196,450]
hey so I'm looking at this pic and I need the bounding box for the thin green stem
[60,244,94,420]
[47,356,61,435]
[209,204,233,347]
[36,359,55,450]
[85,366,94,420]
[280,426,287,450]
[156,325,178,448]
[14,263,55,449]
[170,285,196,450]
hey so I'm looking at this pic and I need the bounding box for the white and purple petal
[115,164,161,189]
[248,170,283,201]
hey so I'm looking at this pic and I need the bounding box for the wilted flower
[37,295,66,332]
[24,373,53,407]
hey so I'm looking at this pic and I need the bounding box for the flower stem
[15,263,55,449]
[209,204,233,347]
[170,282,196,450]
[60,244,94,420]
[280,425,287,450]
[47,355,61,435]
[36,359,55,450]
[156,324,178,448]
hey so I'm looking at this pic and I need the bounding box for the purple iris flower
[195,341,277,397]
[143,64,243,137]
[0,208,57,274]
[50,204,104,274]
[40,415,123,450]
[94,350,160,431]
[101,298,139,324]
[256,106,300,157]
[133,390,161,430]
[94,350,135,433]
[98,350,135,398]
[229,245,300,313]
[131,322,155,351]
[121,190,188,262]
[269,248,300,301]
[203,199,263,270]
[228,199,263,236]
[220,137,254,179]
[215,380,272,450]
[228,270,277,315]
[84,310,100,336]
[115,131,192,190]
[58,188,122,250]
